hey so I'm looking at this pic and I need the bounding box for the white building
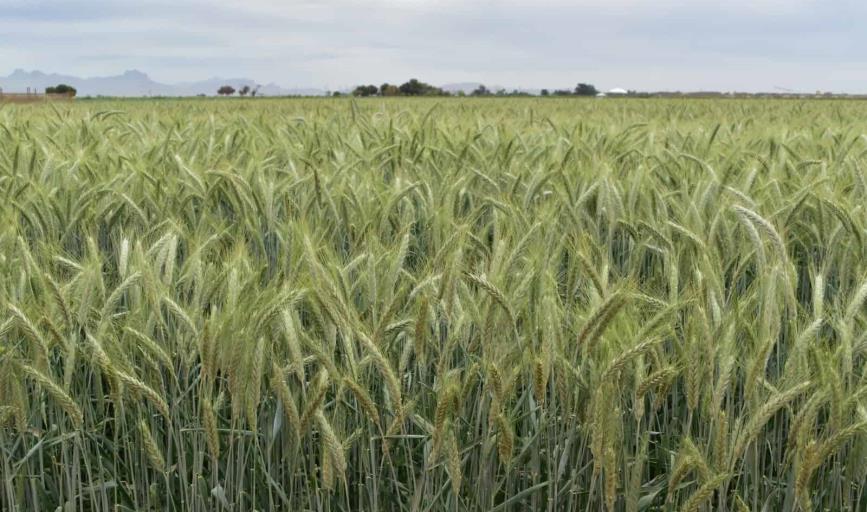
[607,87,628,95]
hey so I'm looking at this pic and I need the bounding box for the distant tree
[575,83,598,96]
[553,89,573,96]
[217,85,236,96]
[251,85,261,97]
[352,84,378,97]
[540,89,549,96]
[398,78,424,96]
[239,85,251,96]
[380,84,400,96]
[471,84,491,96]
[46,84,76,96]
[398,78,447,96]
[332,91,343,97]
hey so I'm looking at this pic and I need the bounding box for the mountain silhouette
[0,69,326,97]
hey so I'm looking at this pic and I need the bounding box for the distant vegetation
[213,80,843,100]
[201,80,861,100]
[348,80,600,97]
[44,84,76,96]
[398,78,447,96]
[352,84,379,97]
[210,80,611,98]
[332,80,448,97]
[575,83,599,96]
[469,85,532,97]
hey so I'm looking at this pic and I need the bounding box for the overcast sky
[2,0,864,92]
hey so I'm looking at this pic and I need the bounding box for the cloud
[0,0,864,91]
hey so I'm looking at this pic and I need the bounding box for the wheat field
[2,98,867,511]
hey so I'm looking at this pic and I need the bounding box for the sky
[1,0,865,92]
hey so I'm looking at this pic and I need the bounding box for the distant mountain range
[0,70,545,97]
[0,69,327,97]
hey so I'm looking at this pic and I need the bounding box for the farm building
[597,88,629,98]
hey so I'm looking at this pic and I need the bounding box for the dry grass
[0,92,74,104]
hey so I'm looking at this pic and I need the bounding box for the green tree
[46,84,76,96]
[239,85,251,96]
[380,84,400,96]
[217,85,236,96]
[398,78,447,96]
[398,78,424,96]
[471,85,491,96]
[575,83,598,96]
[353,85,378,97]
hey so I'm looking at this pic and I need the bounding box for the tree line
[469,83,600,97]
[349,79,448,97]
[45,84,77,96]
[214,80,603,97]
[217,85,260,96]
[350,80,601,97]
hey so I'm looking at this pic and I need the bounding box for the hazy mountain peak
[0,69,326,97]
[10,69,43,79]
[121,70,149,79]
